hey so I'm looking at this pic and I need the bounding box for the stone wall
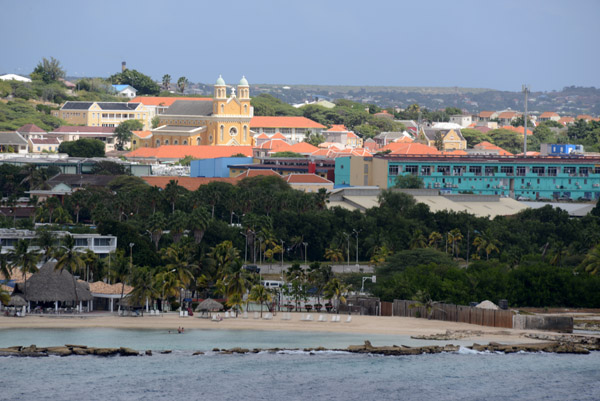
[513,315,573,333]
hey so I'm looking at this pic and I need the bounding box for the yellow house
[418,128,467,151]
[137,76,253,148]
[53,102,150,130]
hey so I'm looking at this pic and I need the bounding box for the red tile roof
[132,130,152,138]
[346,132,358,138]
[30,137,60,145]
[250,116,325,129]
[236,169,281,178]
[256,133,269,139]
[558,117,575,125]
[125,145,253,159]
[540,112,559,118]
[441,149,468,155]
[141,176,238,190]
[473,126,491,134]
[500,126,533,135]
[18,124,45,133]
[257,139,292,151]
[393,136,414,143]
[289,142,319,153]
[284,174,333,184]
[325,124,348,132]
[271,132,287,140]
[577,115,593,121]
[474,141,513,156]
[479,111,495,118]
[383,142,441,155]
[498,111,519,119]
[130,96,212,106]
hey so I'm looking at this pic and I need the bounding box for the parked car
[242,264,260,274]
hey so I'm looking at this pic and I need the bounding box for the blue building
[335,155,600,201]
[190,157,252,178]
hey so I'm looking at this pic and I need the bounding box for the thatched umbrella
[195,298,223,312]
[14,261,92,303]
[9,294,26,307]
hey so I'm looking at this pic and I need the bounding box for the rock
[192,351,205,355]
[93,348,120,357]
[65,344,88,349]
[72,348,92,356]
[46,347,73,357]
[119,347,139,356]
[145,350,152,356]
[228,347,249,354]
[0,348,22,357]
[212,348,220,352]
[160,350,172,354]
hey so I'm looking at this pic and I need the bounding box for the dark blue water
[0,329,598,401]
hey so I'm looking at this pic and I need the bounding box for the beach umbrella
[195,298,223,312]
[9,294,26,307]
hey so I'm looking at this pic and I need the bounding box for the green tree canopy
[109,69,160,95]
[394,175,425,189]
[31,57,66,83]
[58,138,105,157]
[114,119,144,150]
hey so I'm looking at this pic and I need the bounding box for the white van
[261,280,284,289]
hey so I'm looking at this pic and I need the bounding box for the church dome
[215,75,226,86]
[238,76,249,86]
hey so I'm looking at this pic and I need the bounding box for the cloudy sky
[2,0,598,91]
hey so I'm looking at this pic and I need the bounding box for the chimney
[122,61,126,72]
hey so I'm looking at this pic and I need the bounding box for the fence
[392,300,513,329]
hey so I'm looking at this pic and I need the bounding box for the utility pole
[522,84,530,156]
[303,242,308,267]
[352,229,361,266]
[342,232,350,272]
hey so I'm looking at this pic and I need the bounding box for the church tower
[237,76,252,117]
[213,75,227,116]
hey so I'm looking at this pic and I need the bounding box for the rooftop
[130,96,212,106]
[125,145,253,160]
[250,116,326,129]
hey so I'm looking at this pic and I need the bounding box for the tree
[128,266,159,313]
[169,210,188,243]
[151,115,161,129]
[394,175,425,189]
[91,160,129,175]
[324,247,343,263]
[409,229,427,249]
[323,278,350,312]
[54,234,85,310]
[147,212,167,250]
[177,77,189,93]
[473,231,500,260]
[10,240,40,304]
[114,120,143,150]
[248,284,272,317]
[58,138,105,157]
[109,69,160,95]
[31,57,66,83]
[581,244,600,275]
[108,249,132,311]
[162,74,171,91]
[446,229,464,258]
[188,207,210,244]
[305,131,325,146]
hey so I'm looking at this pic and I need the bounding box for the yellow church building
[134,76,253,148]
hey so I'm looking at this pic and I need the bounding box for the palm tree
[189,207,210,244]
[0,286,9,307]
[307,263,333,306]
[155,269,181,312]
[409,290,444,320]
[129,266,159,314]
[0,246,11,281]
[428,231,443,249]
[54,234,85,311]
[161,243,195,307]
[409,229,427,249]
[446,228,464,257]
[169,210,188,243]
[10,239,40,305]
[147,186,162,215]
[548,241,568,267]
[162,74,171,91]
[221,265,251,316]
[473,231,500,261]
[34,227,57,262]
[177,76,189,93]
[208,241,240,280]
[164,180,184,214]
[324,247,343,263]
[147,212,167,250]
[249,284,272,317]
[108,250,132,312]
[369,245,392,266]
[581,244,600,275]
[324,278,350,313]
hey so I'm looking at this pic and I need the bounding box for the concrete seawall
[513,315,573,333]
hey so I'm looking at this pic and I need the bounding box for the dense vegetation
[1,167,599,308]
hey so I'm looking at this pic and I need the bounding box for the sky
[2,0,599,92]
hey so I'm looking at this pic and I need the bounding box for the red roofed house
[472,141,513,156]
[374,110,394,120]
[558,116,575,126]
[283,173,334,192]
[478,111,498,122]
[497,111,520,126]
[538,112,560,122]
[250,116,325,143]
[141,176,238,191]
[576,115,596,122]
[322,124,363,148]
[16,124,62,153]
[16,124,46,140]
[382,142,441,155]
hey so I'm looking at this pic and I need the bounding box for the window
[244,104,248,113]
[469,166,482,175]
[564,166,576,175]
[174,140,178,145]
[421,166,431,176]
[156,139,160,146]
[280,128,292,134]
[74,238,88,247]
[548,167,558,176]
[243,126,248,142]
[196,138,201,145]
[94,238,112,247]
[165,140,169,145]
[364,164,369,174]
[230,127,238,137]
[183,140,188,145]
[531,166,545,176]
[437,166,450,175]
[405,165,418,175]
[517,166,527,176]
[220,125,224,141]
[220,104,224,113]
[263,128,276,134]
[388,165,399,176]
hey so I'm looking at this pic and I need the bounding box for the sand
[0,312,544,344]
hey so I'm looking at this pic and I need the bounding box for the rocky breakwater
[346,341,460,356]
[470,341,592,354]
[0,344,140,357]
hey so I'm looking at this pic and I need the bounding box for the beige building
[53,101,150,130]
[417,128,467,151]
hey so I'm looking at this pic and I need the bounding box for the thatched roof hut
[14,261,93,302]
[9,294,26,306]
[195,298,223,312]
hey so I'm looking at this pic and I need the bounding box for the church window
[183,140,188,145]
[244,104,248,113]
[174,140,178,145]
[220,125,224,141]
[165,140,169,145]
[220,104,224,113]
[243,126,248,142]
[230,127,238,137]
[196,138,201,145]
[209,135,213,143]
[156,139,161,146]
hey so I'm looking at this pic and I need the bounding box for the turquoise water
[0,329,599,401]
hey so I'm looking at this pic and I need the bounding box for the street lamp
[240,231,248,264]
[302,242,308,267]
[280,240,285,267]
[352,229,362,267]
[342,232,350,272]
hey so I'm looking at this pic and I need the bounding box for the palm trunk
[72,276,79,312]
[120,282,125,312]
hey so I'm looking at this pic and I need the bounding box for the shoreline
[0,312,561,345]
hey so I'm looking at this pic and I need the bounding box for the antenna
[522,84,530,156]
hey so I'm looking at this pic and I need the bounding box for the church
[135,76,253,148]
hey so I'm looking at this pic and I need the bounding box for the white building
[0,73,32,83]
[449,114,473,128]
[0,228,117,256]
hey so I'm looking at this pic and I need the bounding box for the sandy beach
[0,312,547,344]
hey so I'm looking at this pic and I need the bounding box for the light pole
[352,229,361,267]
[303,242,308,267]
[240,231,248,264]
[361,275,376,294]
[342,232,350,272]
[280,240,285,267]
[522,84,530,156]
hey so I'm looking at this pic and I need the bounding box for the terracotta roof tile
[284,174,333,184]
[325,124,348,132]
[51,126,115,134]
[540,112,559,118]
[383,142,441,155]
[498,111,519,119]
[289,142,319,153]
[271,132,287,140]
[18,124,46,133]
[141,176,238,191]
[256,133,269,139]
[474,141,513,156]
[130,96,212,106]
[558,117,575,125]
[479,111,495,118]
[250,116,325,129]
[236,169,281,178]
[132,130,152,138]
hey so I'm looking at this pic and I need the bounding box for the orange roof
[383,142,441,155]
[558,117,574,125]
[125,145,253,159]
[250,116,326,129]
[363,140,379,151]
[256,133,269,139]
[479,111,495,118]
[393,136,414,143]
[271,132,287,140]
[498,111,519,119]
[236,170,281,178]
[257,139,292,152]
[141,176,238,190]
[284,174,333,184]
[577,114,593,121]
[346,132,358,138]
[130,96,212,106]
[540,112,559,118]
[474,141,513,156]
[132,130,152,138]
[441,149,468,155]
[500,126,533,135]
[325,124,348,132]
[289,142,319,153]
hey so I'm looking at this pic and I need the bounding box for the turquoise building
[335,155,600,201]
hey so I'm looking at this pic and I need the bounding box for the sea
[0,328,599,401]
